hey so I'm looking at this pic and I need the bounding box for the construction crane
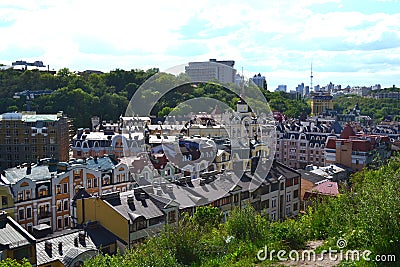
[13,90,53,111]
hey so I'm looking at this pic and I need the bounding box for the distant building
[296,83,304,96]
[275,120,342,169]
[325,126,392,171]
[12,60,45,68]
[0,111,70,171]
[185,59,236,84]
[276,85,287,92]
[310,93,333,115]
[373,91,400,100]
[304,86,310,97]
[250,73,266,89]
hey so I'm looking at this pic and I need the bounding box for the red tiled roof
[340,125,355,139]
[311,181,339,196]
[351,139,372,152]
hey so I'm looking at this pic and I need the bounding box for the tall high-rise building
[296,83,305,96]
[276,85,287,92]
[0,111,70,170]
[250,73,266,89]
[185,59,236,84]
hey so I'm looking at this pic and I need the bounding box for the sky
[0,0,399,91]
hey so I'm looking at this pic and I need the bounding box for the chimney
[74,237,79,247]
[78,231,86,246]
[45,241,52,257]
[58,242,63,255]
[26,163,32,175]
[0,211,7,228]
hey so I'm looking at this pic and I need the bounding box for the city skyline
[0,0,399,90]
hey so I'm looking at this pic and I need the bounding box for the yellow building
[0,185,14,217]
[310,93,334,115]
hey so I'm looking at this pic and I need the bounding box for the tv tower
[310,62,314,92]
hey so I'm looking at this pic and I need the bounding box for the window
[63,183,68,193]
[233,194,239,203]
[19,209,24,220]
[25,190,31,200]
[280,183,284,190]
[93,178,98,188]
[271,198,277,208]
[56,185,61,194]
[38,187,47,197]
[286,193,291,202]
[103,176,110,185]
[293,203,298,211]
[64,216,69,228]
[293,189,299,199]
[57,217,62,229]
[88,179,92,188]
[1,196,8,206]
[131,218,147,232]
[64,200,68,211]
[17,191,23,201]
[286,206,291,215]
[57,200,62,212]
[26,207,32,218]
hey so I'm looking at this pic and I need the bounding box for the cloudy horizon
[0,0,399,91]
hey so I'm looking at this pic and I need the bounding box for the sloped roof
[3,165,55,184]
[36,230,97,267]
[0,214,35,249]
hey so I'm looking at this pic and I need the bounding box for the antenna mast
[310,62,314,92]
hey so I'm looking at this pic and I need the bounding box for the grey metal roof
[105,191,165,221]
[36,230,97,266]
[297,169,327,184]
[3,165,55,184]
[0,216,35,249]
[85,156,117,172]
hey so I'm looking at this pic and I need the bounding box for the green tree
[0,258,31,267]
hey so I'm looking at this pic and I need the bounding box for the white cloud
[0,0,399,89]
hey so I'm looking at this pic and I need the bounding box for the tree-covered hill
[333,95,400,122]
[0,68,310,129]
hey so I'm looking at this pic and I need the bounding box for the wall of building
[76,197,129,243]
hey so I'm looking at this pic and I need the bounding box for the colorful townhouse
[0,155,130,234]
[75,159,301,247]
